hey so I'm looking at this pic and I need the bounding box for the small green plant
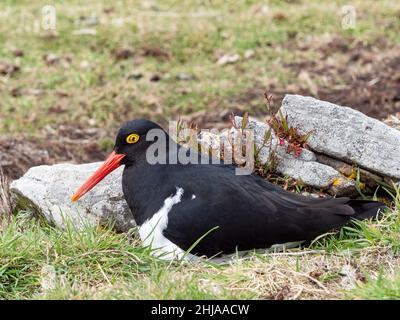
[264,93,312,158]
[254,150,279,177]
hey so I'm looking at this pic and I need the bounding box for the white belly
[139,187,197,261]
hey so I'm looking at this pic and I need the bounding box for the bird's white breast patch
[139,187,196,261]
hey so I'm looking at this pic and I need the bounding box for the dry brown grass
[37,247,400,300]
[0,168,13,229]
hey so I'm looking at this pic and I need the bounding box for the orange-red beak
[71,151,126,202]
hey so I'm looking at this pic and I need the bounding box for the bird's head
[71,119,165,202]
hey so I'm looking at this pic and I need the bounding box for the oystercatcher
[71,119,385,259]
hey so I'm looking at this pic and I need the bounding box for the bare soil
[0,125,109,179]
[275,38,400,119]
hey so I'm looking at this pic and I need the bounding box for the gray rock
[234,116,357,196]
[281,94,400,180]
[10,163,134,231]
[315,153,384,188]
[277,159,338,188]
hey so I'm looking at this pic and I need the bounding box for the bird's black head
[71,119,167,202]
[114,119,166,165]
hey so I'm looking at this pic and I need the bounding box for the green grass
[0,213,255,299]
[348,271,400,299]
[1,0,399,134]
[312,186,400,253]
[1,190,400,300]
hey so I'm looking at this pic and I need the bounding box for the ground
[1,0,400,299]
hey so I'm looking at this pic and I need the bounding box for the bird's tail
[346,199,386,220]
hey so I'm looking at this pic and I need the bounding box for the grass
[1,0,400,300]
[1,0,399,135]
[347,271,400,299]
[1,188,400,300]
[0,213,254,299]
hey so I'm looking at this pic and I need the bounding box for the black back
[119,126,385,257]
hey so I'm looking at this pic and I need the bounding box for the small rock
[217,53,240,66]
[329,177,357,196]
[276,159,343,189]
[10,163,134,232]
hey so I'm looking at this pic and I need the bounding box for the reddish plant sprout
[264,92,311,158]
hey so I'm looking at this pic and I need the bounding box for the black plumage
[118,120,385,257]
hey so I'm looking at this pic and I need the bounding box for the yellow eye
[126,133,140,144]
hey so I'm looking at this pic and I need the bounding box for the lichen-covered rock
[281,94,400,180]
[234,116,357,196]
[10,163,134,231]
[315,154,384,188]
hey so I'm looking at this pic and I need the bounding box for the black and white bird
[71,119,385,259]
